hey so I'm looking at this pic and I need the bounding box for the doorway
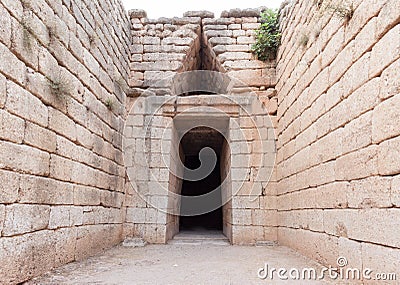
[179,127,226,233]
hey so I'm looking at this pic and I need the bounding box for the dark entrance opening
[179,127,224,232]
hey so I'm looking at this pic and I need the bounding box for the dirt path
[26,243,331,284]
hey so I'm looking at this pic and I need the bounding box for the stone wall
[1,0,399,283]
[125,9,279,245]
[0,0,130,283]
[128,9,278,109]
[276,0,400,275]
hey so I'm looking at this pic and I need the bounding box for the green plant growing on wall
[89,33,99,47]
[252,8,281,61]
[47,74,72,99]
[47,23,58,43]
[21,0,32,10]
[319,1,355,23]
[105,98,115,110]
[330,3,354,22]
[299,33,309,47]
[314,0,323,9]
[21,17,35,51]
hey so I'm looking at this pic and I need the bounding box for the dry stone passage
[0,0,399,284]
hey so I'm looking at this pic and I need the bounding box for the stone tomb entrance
[167,114,232,241]
[124,94,276,244]
[178,126,226,232]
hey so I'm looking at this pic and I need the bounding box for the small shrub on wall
[252,8,281,61]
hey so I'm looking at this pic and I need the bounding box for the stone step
[168,230,230,246]
[168,238,230,246]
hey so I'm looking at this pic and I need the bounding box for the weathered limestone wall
[125,9,279,245]
[276,0,400,274]
[129,10,203,96]
[128,9,278,108]
[202,9,278,113]
[0,0,130,283]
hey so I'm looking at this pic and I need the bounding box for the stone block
[0,230,56,283]
[10,17,41,69]
[232,30,246,37]
[161,37,193,46]
[323,209,400,248]
[227,24,241,30]
[232,209,252,225]
[73,185,101,206]
[335,145,378,181]
[0,141,50,176]
[48,108,77,142]
[338,237,362,270]
[131,44,144,54]
[378,136,400,175]
[208,37,236,46]
[6,81,48,127]
[143,53,185,62]
[372,94,400,143]
[142,36,161,45]
[3,204,50,236]
[75,225,122,260]
[183,11,214,18]
[241,22,260,30]
[231,168,251,182]
[237,36,255,44]
[83,49,99,78]
[0,170,20,204]
[223,60,266,70]
[362,242,400,283]
[232,195,260,209]
[24,122,57,152]
[218,52,252,62]
[49,206,83,229]
[0,204,4,235]
[252,209,277,226]
[231,225,264,245]
[392,175,400,207]
[130,9,147,18]
[204,30,233,38]
[50,154,75,181]
[0,3,12,46]
[347,177,391,208]
[278,228,339,266]
[19,175,74,205]
[126,207,147,223]
[342,111,372,155]
[0,109,25,144]
[131,61,182,71]
[0,42,26,86]
[53,227,77,267]
[259,196,277,210]
[203,18,235,25]
[369,24,400,78]
[203,25,228,31]
[0,73,6,108]
[76,123,94,149]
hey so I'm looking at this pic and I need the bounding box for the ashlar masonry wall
[0,0,130,283]
[125,8,279,245]
[276,0,400,276]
